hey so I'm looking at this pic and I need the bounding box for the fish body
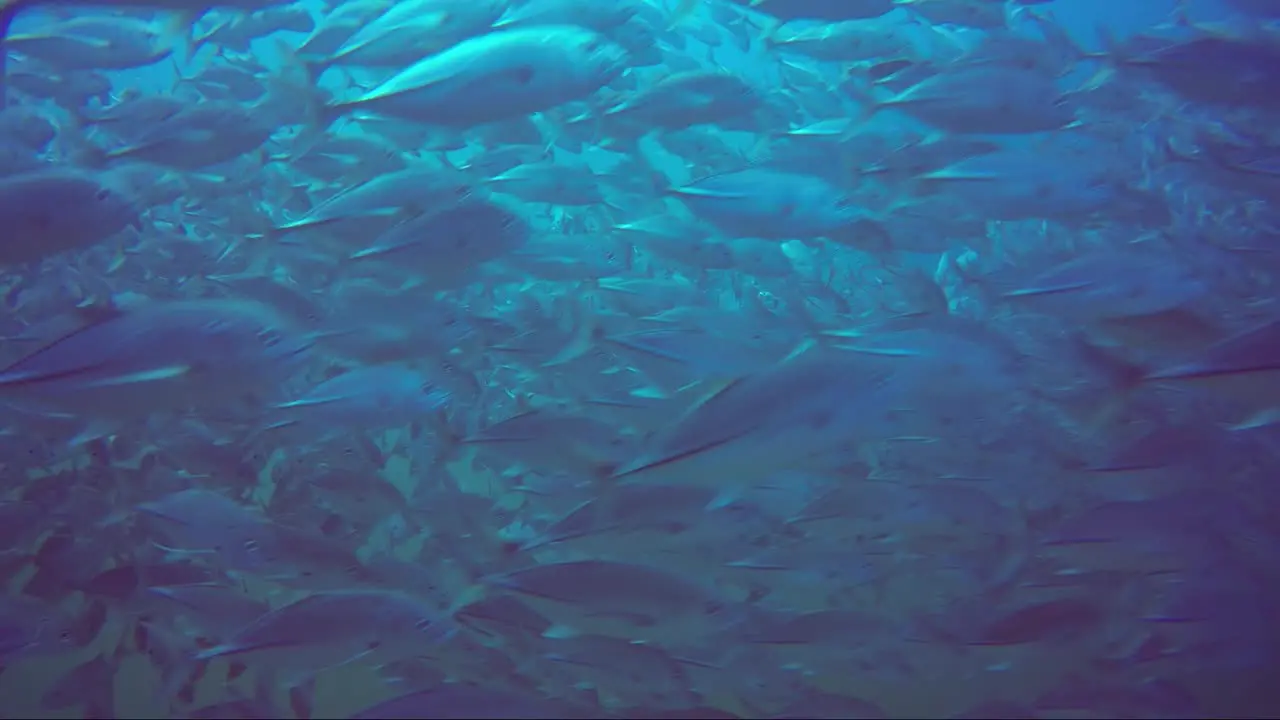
[195,589,455,678]
[0,298,311,419]
[729,0,896,21]
[668,168,869,240]
[0,167,139,265]
[610,352,893,490]
[602,70,763,131]
[94,101,274,170]
[267,364,452,434]
[6,16,174,70]
[323,26,628,128]
[348,197,530,284]
[316,0,506,72]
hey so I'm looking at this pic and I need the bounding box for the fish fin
[705,488,742,511]
[259,419,300,433]
[158,9,201,64]
[831,344,925,358]
[274,394,348,410]
[188,14,234,59]
[1002,280,1096,299]
[542,297,602,368]
[666,185,753,200]
[666,0,698,30]
[541,624,581,639]
[1068,336,1147,437]
[66,419,116,449]
[82,365,193,388]
[919,167,1001,183]
[445,583,489,618]
[288,674,318,720]
[1225,407,1280,432]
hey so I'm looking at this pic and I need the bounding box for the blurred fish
[41,650,118,718]
[347,196,530,288]
[349,682,592,719]
[667,168,887,248]
[483,559,737,638]
[194,589,456,682]
[0,298,312,443]
[731,0,895,21]
[0,167,140,266]
[0,594,79,667]
[0,1,1277,717]
[264,363,451,436]
[609,350,892,492]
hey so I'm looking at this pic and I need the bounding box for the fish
[0,0,1278,717]
[0,167,140,265]
[265,363,451,436]
[194,589,456,682]
[41,651,118,718]
[346,196,530,287]
[348,683,591,719]
[732,0,896,22]
[0,594,80,666]
[608,350,894,491]
[667,168,880,243]
[264,164,471,242]
[304,0,506,77]
[0,298,313,442]
[483,559,737,638]
[7,16,176,71]
[83,100,276,170]
[866,65,1077,135]
[315,26,629,129]
[0,0,297,106]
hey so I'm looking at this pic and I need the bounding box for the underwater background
[1,0,1279,717]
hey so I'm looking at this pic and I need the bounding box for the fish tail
[666,0,698,30]
[157,9,202,66]
[188,14,234,61]
[266,37,341,153]
[1086,21,1128,65]
[0,0,33,111]
[1071,335,1149,436]
[69,140,111,169]
[288,675,317,720]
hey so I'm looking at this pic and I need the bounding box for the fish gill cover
[0,0,1277,718]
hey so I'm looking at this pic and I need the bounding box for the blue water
[1,1,1278,718]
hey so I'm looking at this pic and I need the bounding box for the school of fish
[0,0,1279,717]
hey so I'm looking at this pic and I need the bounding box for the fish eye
[59,629,72,642]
